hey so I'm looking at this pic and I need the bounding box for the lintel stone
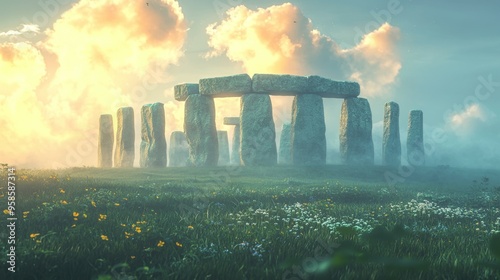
[252,74,308,94]
[307,76,360,98]
[174,83,199,101]
[199,74,252,97]
[223,117,240,126]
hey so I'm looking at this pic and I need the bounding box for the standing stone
[217,131,230,166]
[140,103,167,167]
[240,94,277,166]
[114,107,135,167]
[231,125,240,165]
[184,94,218,166]
[291,94,326,165]
[240,93,278,165]
[339,98,374,165]
[98,114,114,167]
[224,117,240,165]
[169,131,189,167]
[407,110,424,166]
[279,123,292,164]
[382,102,401,166]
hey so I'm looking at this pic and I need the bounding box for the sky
[0,0,499,169]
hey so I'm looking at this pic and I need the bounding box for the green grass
[1,165,500,279]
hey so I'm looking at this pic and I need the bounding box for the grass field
[1,165,500,279]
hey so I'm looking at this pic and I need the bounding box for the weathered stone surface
[240,94,277,165]
[195,73,360,98]
[339,98,374,165]
[199,74,252,97]
[184,94,218,166]
[291,94,326,165]
[174,83,199,101]
[382,102,401,166]
[140,103,167,167]
[168,131,189,167]
[231,124,240,165]
[98,114,114,167]
[217,131,230,166]
[252,74,307,94]
[407,110,424,166]
[307,76,360,98]
[279,123,292,165]
[114,107,135,167]
[223,117,240,125]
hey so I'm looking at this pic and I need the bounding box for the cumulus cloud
[205,3,401,150]
[0,24,40,38]
[440,103,497,144]
[0,0,186,168]
[449,103,491,127]
[342,23,401,96]
[206,3,401,96]
[0,42,51,166]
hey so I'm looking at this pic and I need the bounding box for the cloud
[0,0,186,168]
[204,3,401,151]
[0,24,40,38]
[445,103,497,138]
[342,23,401,96]
[206,3,401,96]
[450,103,489,126]
[0,42,51,166]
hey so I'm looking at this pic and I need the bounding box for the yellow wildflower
[30,233,40,239]
[91,201,96,207]
[157,240,165,247]
[98,214,107,221]
[135,227,141,233]
[130,256,136,259]
[3,209,10,215]
[187,225,194,230]
[60,189,65,194]
[114,203,120,206]
[101,235,109,241]
[60,200,68,205]
[175,242,182,247]
[73,212,79,217]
